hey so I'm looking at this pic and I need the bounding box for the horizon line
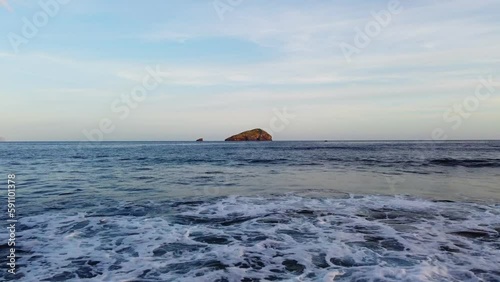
[1,139,500,143]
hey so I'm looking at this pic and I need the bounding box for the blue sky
[1,0,499,141]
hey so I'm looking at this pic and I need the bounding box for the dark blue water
[0,141,499,281]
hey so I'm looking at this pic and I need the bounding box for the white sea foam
[15,195,500,281]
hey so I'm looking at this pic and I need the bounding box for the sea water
[0,141,499,281]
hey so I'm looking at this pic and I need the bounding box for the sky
[1,0,499,141]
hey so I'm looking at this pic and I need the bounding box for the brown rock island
[196,138,204,142]
[225,128,272,141]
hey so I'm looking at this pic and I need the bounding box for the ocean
[1,141,499,281]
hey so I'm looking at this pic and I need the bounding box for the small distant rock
[196,138,204,142]
[225,128,272,142]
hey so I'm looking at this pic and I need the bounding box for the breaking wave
[12,195,500,281]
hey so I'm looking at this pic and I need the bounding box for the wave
[246,158,289,164]
[15,195,500,281]
[428,158,500,168]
